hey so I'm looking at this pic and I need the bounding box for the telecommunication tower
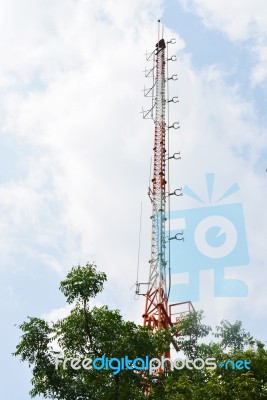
[136,21,193,356]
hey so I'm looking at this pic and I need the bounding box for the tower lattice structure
[137,22,194,357]
[142,37,170,332]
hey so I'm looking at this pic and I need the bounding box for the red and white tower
[143,35,169,331]
[136,21,193,357]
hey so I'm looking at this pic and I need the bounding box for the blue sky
[164,0,267,121]
[0,0,267,398]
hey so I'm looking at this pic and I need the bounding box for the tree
[164,312,267,400]
[14,263,169,400]
[14,262,267,399]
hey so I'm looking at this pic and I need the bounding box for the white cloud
[165,53,267,330]
[0,0,165,306]
[179,0,267,85]
[43,304,74,323]
[181,0,267,40]
[179,0,267,40]
[0,0,266,338]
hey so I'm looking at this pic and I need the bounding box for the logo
[219,359,251,370]
[167,173,249,301]
[55,354,251,374]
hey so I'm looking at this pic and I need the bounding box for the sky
[0,0,267,398]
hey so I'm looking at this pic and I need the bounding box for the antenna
[137,22,194,369]
[135,203,143,299]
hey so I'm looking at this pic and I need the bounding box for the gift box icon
[167,173,249,301]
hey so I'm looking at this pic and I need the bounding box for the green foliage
[59,262,107,304]
[14,263,163,399]
[174,310,211,358]
[214,319,253,351]
[166,313,267,400]
[14,262,267,400]
[164,370,193,400]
